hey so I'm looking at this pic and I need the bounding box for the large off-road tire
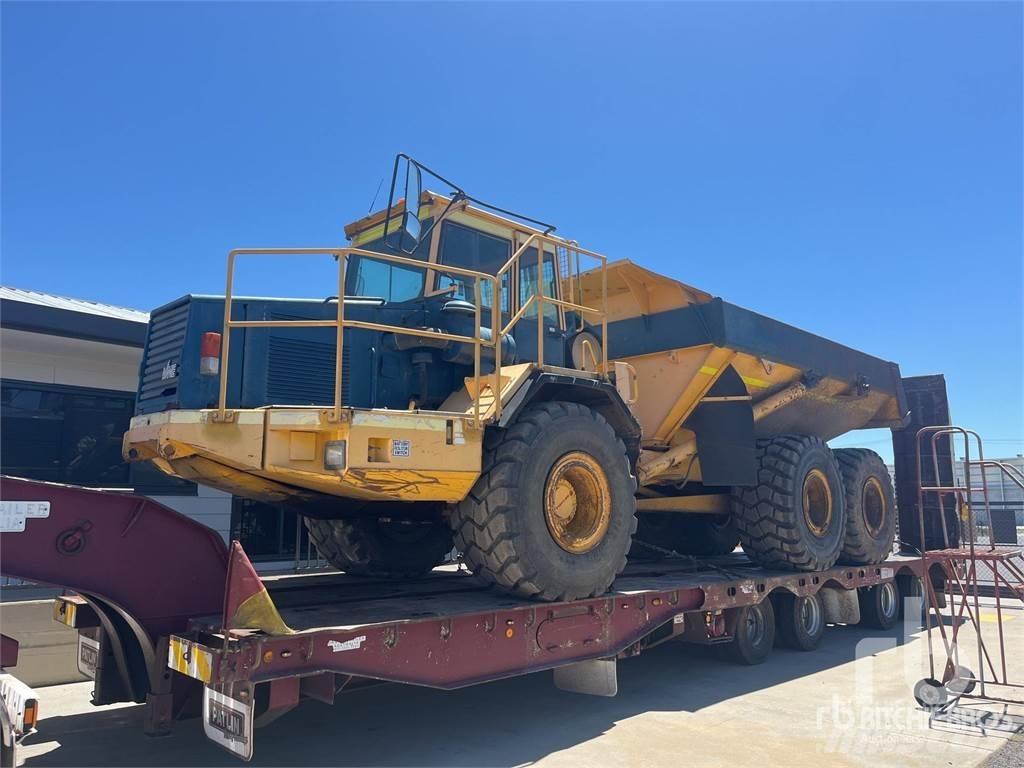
[304,512,453,578]
[676,514,740,556]
[631,512,739,558]
[733,435,846,572]
[451,401,637,601]
[835,448,897,565]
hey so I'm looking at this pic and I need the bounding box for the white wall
[0,328,142,391]
[159,483,233,543]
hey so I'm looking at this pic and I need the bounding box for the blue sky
[2,2,1021,459]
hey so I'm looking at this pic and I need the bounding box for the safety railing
[215,234,609,427]
[495,232,608,379]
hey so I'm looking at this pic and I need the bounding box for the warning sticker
[392,439,411,458]
[328,635,367,653]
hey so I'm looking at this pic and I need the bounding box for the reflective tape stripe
[168,637,213,683]
[699,366,718,376]
[53,600,76,627]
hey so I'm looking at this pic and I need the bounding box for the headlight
[324,440,347,470]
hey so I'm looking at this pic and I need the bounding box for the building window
[230,498,311,562]
[0,379,195,494]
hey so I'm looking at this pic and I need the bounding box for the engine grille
[138,301,189,403]
[265,333,350,406]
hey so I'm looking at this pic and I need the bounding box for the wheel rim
[879,581,897,619]
[544,451,612,554]
[802,468,833,538]
[799,596,823,636]
[745,605,767,646]
[862,477,887,537]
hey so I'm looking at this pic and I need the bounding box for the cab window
[519,250,559,323]
[345,227,430,302]
[436,222,511,319]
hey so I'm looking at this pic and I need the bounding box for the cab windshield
[345,232,429,303]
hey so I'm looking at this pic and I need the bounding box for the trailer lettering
[328,635,366,653]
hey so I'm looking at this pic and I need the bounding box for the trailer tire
[726,600,775,665]
[304,512,453,578]
[733,435,846,572]
[451,401,637,601]
[774,592,826,651]
[859,581,900,630]
[835,448,897,565]
[631,513,739,558]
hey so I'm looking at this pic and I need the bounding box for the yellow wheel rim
[544,451,612,554]
[862,476,887,537]
[803,468,833,538]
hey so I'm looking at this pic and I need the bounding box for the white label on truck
[203,687,253,761]
[328,635,366,653]
[881,567,894,579]
[391,439,411,458]
[0,501,50,533]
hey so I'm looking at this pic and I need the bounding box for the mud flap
[203,684,254,761]
[77,634,100,679]
[552,658,618,697]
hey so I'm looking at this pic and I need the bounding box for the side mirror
[401,160,422,247]
[384,155,423,254]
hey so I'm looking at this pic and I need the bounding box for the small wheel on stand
[946,665,977,697]
[914,678,948,710]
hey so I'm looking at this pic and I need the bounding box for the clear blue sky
[2,2,1021,459]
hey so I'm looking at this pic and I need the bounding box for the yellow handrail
[214,233,609,428]
[217,247,499,425]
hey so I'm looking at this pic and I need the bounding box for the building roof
[0,286,149,323]
[0,286,149,347]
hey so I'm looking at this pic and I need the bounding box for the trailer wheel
[304,511,453,578]
[451,401,637,601]
[859,581,900,630]
[631,513,739,558]
[774,592,826,651]
[726,600,776,665]
[835,448,897,565]
[733,435,846,572]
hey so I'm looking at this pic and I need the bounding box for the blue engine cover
[135,294,516,416]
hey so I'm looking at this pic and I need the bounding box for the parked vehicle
[123,155,904,601]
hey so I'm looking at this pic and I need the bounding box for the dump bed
[579,260,907,447]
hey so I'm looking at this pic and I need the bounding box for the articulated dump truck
[124,155,907,601]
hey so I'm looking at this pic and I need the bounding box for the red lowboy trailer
[0,474,952,762]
